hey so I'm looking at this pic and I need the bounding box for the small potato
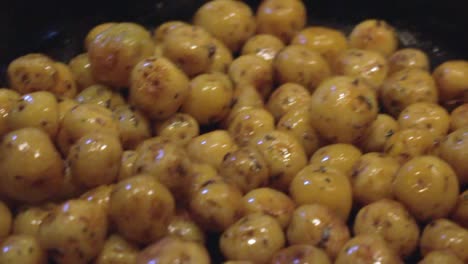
[84,22,116,50]
[0,128,64,203]
[287,204,350,260]
[0,201,12,240]
[154,113,200,147]
[52,165,84,202]
[153,44,163,57]
[182,72,234,125]
[433,60,468,104]
[186,162,224,197]
[398,102,450,139]
[266,83,311,121]
[0,235,46,264]
[220,213,285,263]
[388,48,430,74]
[256,0,306,43]
[351,153,400,205]
[7,54,57,94]
[224,85,264,126]
[167,210,205,244]
[450,103,468,131]
[271,245,332,264]
[129,57,189,120]
[334,49,389,89]
[241,187,295,229]
[153,21,189,43]
[274,45,331,93]
[290,165,352,221]
[224,262,253,264]
[109,175,175,244]
[38,200,108,264]
[208,38,234,73]
[438,127,468,184]
[88,23,154,88]
[80,184,114,217]
[309,143,362,178]
[360,114,400,153]
[418,250,464,264]
[420,219,468,262]
[452,190,468,228]
[349,19,398,56]
[250,130,307,191]
[95,234,139,264]
[384,128,436,164]
[7,91,59,137]
[68,53,98,91]
[57,98,78,122]
[335,234,402,264]
[393,156,459,222]
[118,150,137,181]
[354,199,420,257]
[13,206,48,236]
[194,0,256,52]
[113,104,151,150]
[309,76,379,144]
[187,130,238,170]
[75,84,125,110]
[381,68,439,117]
[291,26,348,64]
[219,147,269,193]
[229,54,274,99]
[241,34,285,61]
[137,236,210,264]
[228,108,275,146]
[52,62,78,99]
[0,89,20,136]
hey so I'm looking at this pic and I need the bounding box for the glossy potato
[95,234,139,264]
[335,234,402,264]
[208,38,234,73]
[450,103,468,131]
[0,201,11,240]
[80,184,114,216]
[418,250,464,264]
[0,235,46,264]
[360,113,400,152]
[7,54,57,94]
[266,83,311,121]
[153,21,189,43]
[349,19,398,56]
[388,48,430,74]
[384,128,436,164]
[438,127,468,184]
[0,89,20,136]
[68,53,98,91]
[166,210,205,244]
[228,108,275,147]
[12,206,48,237]
[433,60,468,104]
[451,190,468,228]
[309,143,362,178]
[113,104,151,150]
[52,62,78,99]
[398,102,450,139]
[154,113,200,147]
[75,84,125,110]
[117,150,137,181]
[84,22,116,50]
[271,245,331,264]
[241,34,285,61]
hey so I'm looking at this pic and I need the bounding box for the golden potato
[154,113,200,147]
[349,19,398,56]
[388,48,430,74]
[68,53,98,91]
[0,235,46,264]
[208,38,234,73]
[95,234,139,264]
[84,22,116,50]
[113,104,151,150]
[398,102,450,139]
[52,62,78,99]
[57,98,78,122]
[7,54,57,94]
[75,84,125,110]
[384,128,436,164]
[228,108,275,146]
[153,21,189,43]
[167,210,205,244]
[185,162,224,198]
[335,234,402,264]
[418,250,464,264]
[241,34,285,61]
[118,150,137,181]
[12,206,48,237]
[0,201,11,240]
[266,83,311,121]
[224,85,264,126]
[360,113,400,153]
[438,127,468,184]
[271,245,332,264]
[433,60,468,104]
[0,89,20,136]
[309,143,362,178]
[80,184,114,217]
[451,190,468,228]
[450,103,468,131]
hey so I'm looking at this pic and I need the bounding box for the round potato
[388,48,430,74]
[68,53,97,91]
[433,60,468,104]
[335,234,402,264]
[118,150,137,181]
[438,127,468,184]
[450,103,468,131]
[384,128,436,164]
[152,21,189,43]
[224,85,264,126]
[309,143,362,178]
[451,190,468,228]
[185,162,224,198]
[360,113,400,153]
[349,19,398,56]
[84,22,116,50]
[7,54,57,94]
[0,235,46,264]
[52,62,78,99]
[154,113,200,147]
[113,104,151,150]
[241,34,285,61]
[228,108,275,147]
[95,234,139,264]
[80,184,114,217]
[0,201,11,240]
[266,83,311,121]
[271,245,331,264]
[398,102,450,139]
[167,210,205,244]
[57,98,78,122]
[12,206,48,237]
[208,38,234,73]
[75,84,125,110]
[418,250,464,264]
[0,89,20,136]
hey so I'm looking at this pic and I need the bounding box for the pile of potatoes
[0,0,467,263]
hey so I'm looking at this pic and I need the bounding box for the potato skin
[433,60,468,104]
[418,250,464,264]
[166,210,206,244]
[7,54,57,94]
[388,48,430,74]
[398,102,450,139]
[95,234,139,264]
[438,127,468,185]
[113,104,151,150]
[0,89,20,137]
[0,201,12,240]
[309,143,362,178]
[384,128,436,164]
[451,190,468,228]
[68,53,98,91]
[0,234,46,264]
[450,103,468,131]
[270,245,332,264]
[349,19,398,56]
[154,113,200,147]
[267,83,311,121]
[153,21,189,43]
[241,34,285,61]
[228,108,275,147]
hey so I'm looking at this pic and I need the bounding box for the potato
[228,108,275,146]
[349,19,398,56]
[256,0,306,43]
[241,34,285,61]
[88,23,154,88]
[68,53,98,91]
[7,54,57,94]
[420,219,468,262]
[186,162,224,197]
[154,113,200,147]
[152,21,189,43]
[0,89,20,136]
[109,175,175,244]
[393,156,459,222]
[274,45,331,93]
[241,187,295,229]
[271,245,331,264]
[287,204,350,260]
[360,113,400,152]
[267,83,311,121]
[351,153,400,205]
[84,22,116,50]
[57,98,78,122]
[220,213,285,263]
[384,128,436,164]
[38,199,108,264]
[208,38,234,73]
[450,103,468,131]
[167,210,205,244]
[433,60,468,104]
[418,250,464,264]
[309,76,378,144]
[52,62,78,99]
[380,68,439,117]
[438,127,468,184]
[224,262,253,264]
[224,85,264,126]
[0,201,11,240]
[80,184,114,217]
[75,84,125,110]
[451,190,468,228]
[194,0,256,52]
[309,143,362,178]
[388,48,430,74]
[52,165,84,202]
[182,72,234,125]
[137,236,210,264]
[95,234,138,264]
[129,57,189,120]
[398,102,450,139]
[118,150,137,181]
[113,104,151,150]
[12,206,48,237]
[335,234,402,264]
[0,235,46,264]
[0,128,64,203]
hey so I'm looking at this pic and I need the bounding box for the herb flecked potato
[0,234,46,264]
[270,245,332,264]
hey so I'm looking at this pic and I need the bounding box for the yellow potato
[349,19,398,56]
[12,206,48,237]
[0,89,20,136]
[75,84,125,110]
[0,235,46,264]
[84,22,116,50]
[152,21,189,43]
[0,201,12,240]
[450,103,468,131]
[438,127,468,185]
[224,85,264,126]
[68,53,98,91]
[208,38,234,73]
[112,104,151,150]
[266,83,311,121]
[271,245,331,264]
[418,250,464,264]
[335,234,402,264]
[167,210,205,244]
[309,143,362,178]
[360,113,400,152]
[433,60,468,104]
[241,34,285,61]
[7,54,57,94]
[451,190,468,228]
[80,184,114,217]
[95,234,139,264]
[57,98,78,122]
[228,108,275,146]
[154,113,200,147]
[118,150,137,181]
[388,48,430,74]
[52,62,78,99]
[398,102,450,139]
[384,128,436,164]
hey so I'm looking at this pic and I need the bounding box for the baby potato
[95,234,139,264]
[250,130,307,191]
[418,250,464,264]
[360,113,400,153]
[438,127,468,184]
[194,0,256,52]
[0,201,11,240]
[309,76,379,144]
[113,104,151,150]
[289,165,352,221]
[349,19,399,56]
[256,0,306,43]
[80,184,114,217]
[162,25,215,77]
[118,150,137,181]
[335,234,402,264]
[186,162,224,197]
[52,62,78,99]
[384,128,436,164]
[291,26,348,64]
[0,89,20,136]
[7,91,59,137]
[229,54,274,99]
[354,199,420,257]
[219,147,269,193]
[109,175,175,244]
[137,236,210,264]
[0,127,64,203]
[433,60,468,104]
[153,20,189,43]
[220,213,285,263]
[187,130,238,170]
[267,83,311,121]
[88,22,154,88]
[271,245,332,264]
[388,48,430,74]
[398,102,450,139]
[420,219,468,262]
[241,34,285,61]
[208,38,234,73]
[182,72,234,125]
[84,22,116,50]
[274,45,331,93]
[57,98,78,122]
[452,190,468,228]
[225,85,265,126]
[450,103,468,131]
[51,165,84,202]
[68,53,97,91]
[0,235,46,264]
[38,199,108,264]
[224,262,253,264]
[393,156,459,222]
[228,108,275,146]
[334,49,389,89]
[351,153,400,205]
[309,143,362,178]
[154,113,200,147]
[287,204,350,260]
[75,84,125,110]
[167,210,205,244]
[381,68,439,117]
[129,57,189,120]
[13,206,48,237]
